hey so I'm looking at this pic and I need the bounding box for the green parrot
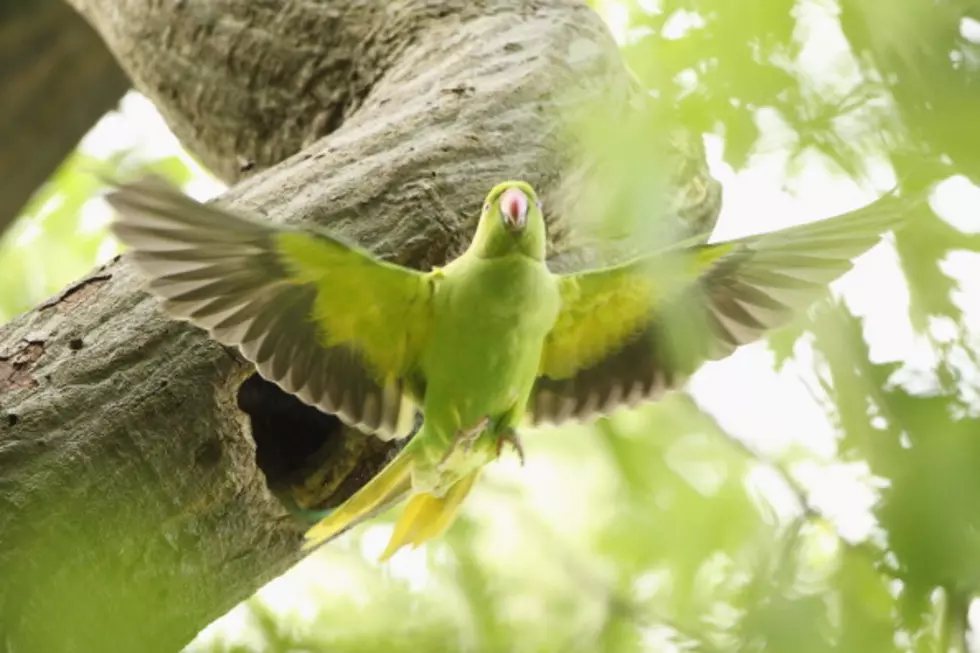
[105,176,911,560]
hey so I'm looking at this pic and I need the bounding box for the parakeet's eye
[483,202,490,213]
[499,187,529,231]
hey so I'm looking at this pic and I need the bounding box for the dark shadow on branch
[0,0,129,231]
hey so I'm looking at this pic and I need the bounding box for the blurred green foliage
[0,151,194,321]
[4,0,980,651]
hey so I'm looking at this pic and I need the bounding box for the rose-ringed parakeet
[105,177,910,560]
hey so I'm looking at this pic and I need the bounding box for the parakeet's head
[470,181,546,260]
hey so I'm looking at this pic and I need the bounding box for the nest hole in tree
[236,374,408,518]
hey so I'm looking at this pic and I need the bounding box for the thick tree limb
[0,1,663,651]
[0,0,128,233]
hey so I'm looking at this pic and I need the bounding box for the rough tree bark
[0,1,719,652]
[0,0,129,232]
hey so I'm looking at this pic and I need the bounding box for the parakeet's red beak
[499,188,528,231]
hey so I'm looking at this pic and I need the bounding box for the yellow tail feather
[379,470,482,561]
[302,447,414,551]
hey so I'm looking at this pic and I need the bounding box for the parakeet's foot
[443,416,491,462]
[496,429,525,466]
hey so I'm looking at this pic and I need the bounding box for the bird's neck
[469,229,545,261]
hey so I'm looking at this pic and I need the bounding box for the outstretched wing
[530,192,915,426]
[106,176,431,439]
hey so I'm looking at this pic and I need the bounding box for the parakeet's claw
[495,429,525,466]
[444,416,491,461]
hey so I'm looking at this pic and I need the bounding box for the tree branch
[0,0,128,233]
[0,2,659,651]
